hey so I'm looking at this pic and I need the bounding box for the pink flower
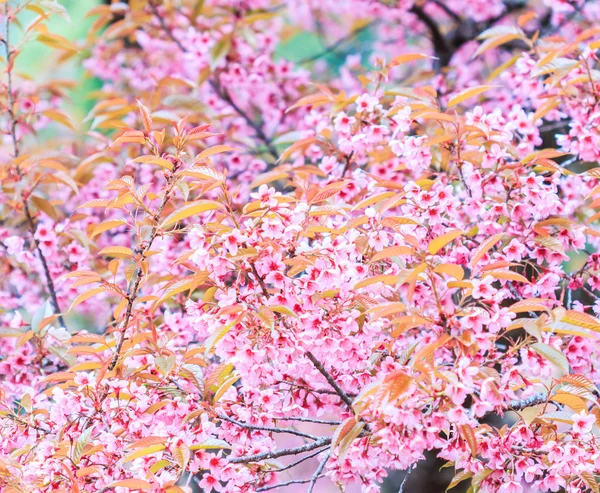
[472,276,497,300]
[572,411,596,434]
[355,93,379,113]
[499,480,523,493]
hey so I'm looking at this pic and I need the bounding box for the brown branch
[3,3,66,329]
[108,166,178,371]
[208,79,280,161]
[305,351,355,412]
[148,2,279,161]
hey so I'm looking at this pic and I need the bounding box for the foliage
[2,0,600,492]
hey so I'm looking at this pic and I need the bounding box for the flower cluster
[3,1,600,493]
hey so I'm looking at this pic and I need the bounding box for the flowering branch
[3,3,66,328]
[147,2,279,161]
[108,155,180,371]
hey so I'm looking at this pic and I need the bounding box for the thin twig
[398,467,413,493]
[272,416,341,425]
[307,451,330,493]
[272,447,329,473]
[296,22,377,65]
[217,414,322,440]
[209,79,280,161]
[278,380,357,397]
[229,436,332,464]
[256,475,325,492]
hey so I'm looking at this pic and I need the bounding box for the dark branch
[305,351,355,412]
[296,21,377,65]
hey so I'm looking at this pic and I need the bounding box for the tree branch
[507,392,548,411]
[305,351,355,412]
[296,21,377,65]
[228,436,332,464]
[148,2,279,161]
[307,451,330,493]
[108,165,179,371]
[217,413,322,440]
[3,3,66,329]
[256,475,326,492]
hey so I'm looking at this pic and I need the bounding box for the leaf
[559,374,597,392]
[459,424,478,458]
[196,145,239,161]
[561,310,600,332]
[531,343,570,376]
[353,274,398,290]
[582,472,600,493]
[155,355,176,376]
[132,155,173,170]
[160,201,222,228]
[122,444,166,463]
[427,230,463,255]
[154,273,208,307]
[332,417,358,448]
[72,427,92,464]
[210,33,232,68]
[433,263,464,280]
[448,86,495,108]
[213,374,241,403]
[370,245,414,262]
[550,392,586,412]
[127,437,168,450]
[337,421,365,459]
[286,93,332,113]
[98,246,134,258]
[31,196,58,220]
[376,370,411,406]
[76,466,101,478]
[137,100,152,133]
[365,302,406,320]
[189,438,232,450]
[470,233,504,268]
[69,287,107,311]
[388,53,431,67]
[447,470,473,492]
[107,479,153,490]
[172,444,190,470]
[43,109,76,131]
[310,182,346,204]
[485,270,530,283]
[91,219,128,238]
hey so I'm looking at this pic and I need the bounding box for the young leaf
[427,230,463,255]
[160,201,222,228]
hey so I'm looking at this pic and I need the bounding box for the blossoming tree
[3,0,600,492]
